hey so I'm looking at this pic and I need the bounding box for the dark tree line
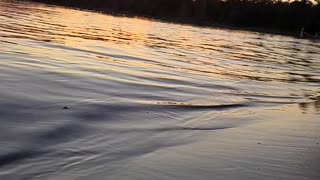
[26,0,320,36]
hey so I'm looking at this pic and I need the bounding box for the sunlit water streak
[0,0,320,179]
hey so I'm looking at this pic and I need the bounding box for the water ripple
[0,0,320,179]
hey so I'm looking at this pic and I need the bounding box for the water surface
[0,0,319,179]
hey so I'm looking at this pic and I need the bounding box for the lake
[0,0,319,179]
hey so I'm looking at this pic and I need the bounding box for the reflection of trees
[299,96,320,114]
[29,0,320,34]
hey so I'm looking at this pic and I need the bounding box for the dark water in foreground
[0,0,320,179]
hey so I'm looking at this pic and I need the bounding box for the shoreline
[25,0,301,38]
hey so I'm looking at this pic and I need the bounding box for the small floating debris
[62,106,70,110]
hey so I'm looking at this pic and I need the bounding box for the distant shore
[25,0,319,37]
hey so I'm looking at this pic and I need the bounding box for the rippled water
[0,0,320,179]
